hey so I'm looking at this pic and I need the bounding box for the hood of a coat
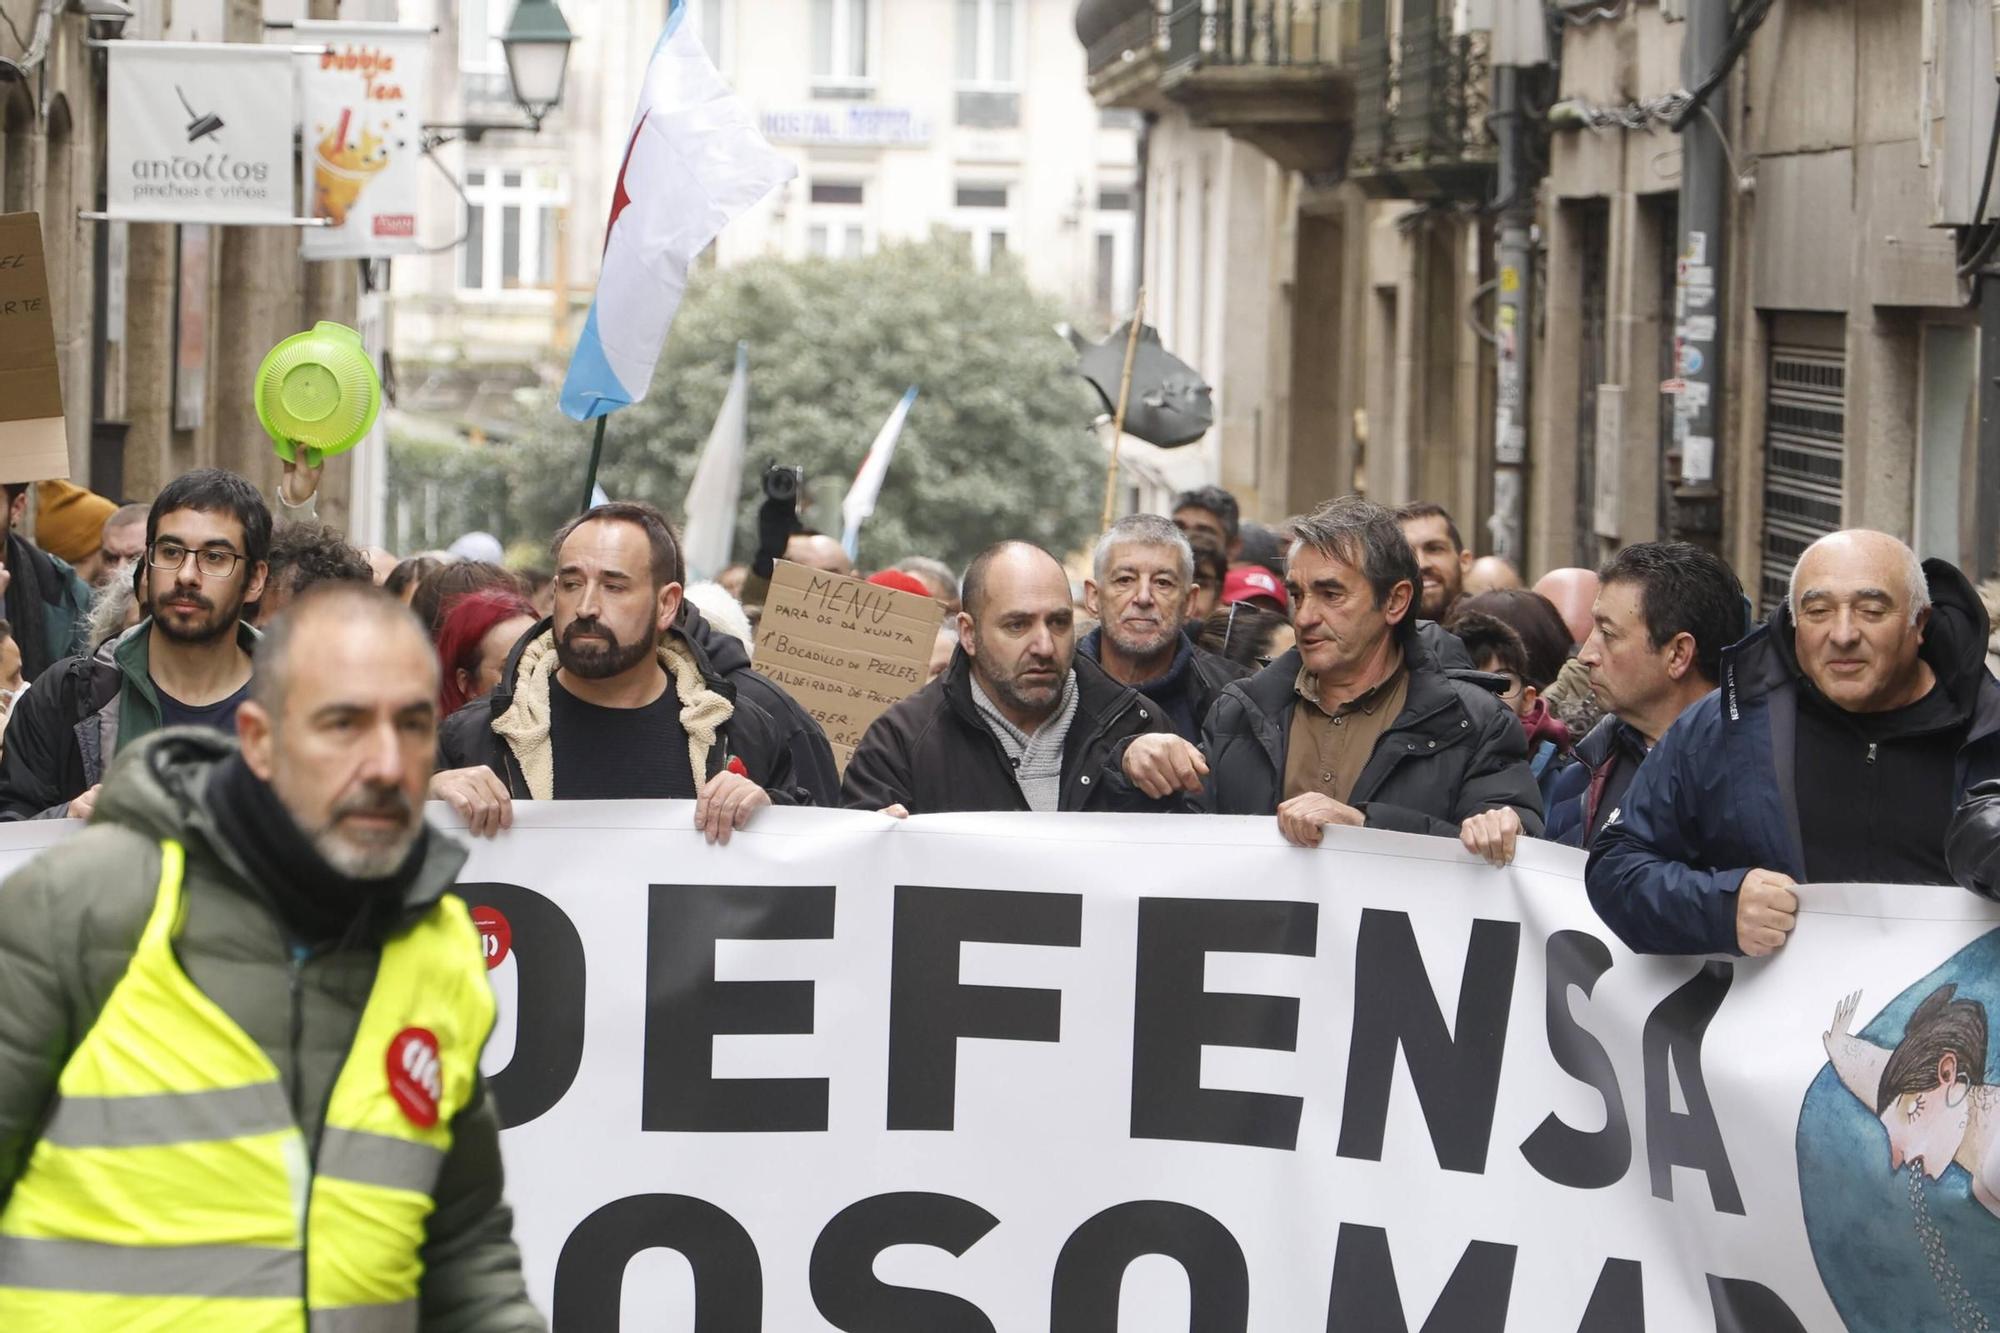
[680,602,753,679]
[92,728,468,919]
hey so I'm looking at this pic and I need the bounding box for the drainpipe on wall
[1668,0,1730,549]
[1490,61,1533,569]
[1486,0,1546,568]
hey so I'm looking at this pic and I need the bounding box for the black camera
[763,464,804,504]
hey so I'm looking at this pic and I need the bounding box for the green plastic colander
[254,322,382,462]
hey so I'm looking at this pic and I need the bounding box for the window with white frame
[457,0,514,105]
[811,0,871,89]
[806,180,869,259]
[458,167,566,293]
[952,183,1012,273]
[458,0,505,70]
[955,0,1017,86]
[1095,186,1135,316]
[688,0,728,67]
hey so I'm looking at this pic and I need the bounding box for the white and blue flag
[559,7,795,421]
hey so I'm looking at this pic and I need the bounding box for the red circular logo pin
[387,1027,442,1128]
[471,906,512,970]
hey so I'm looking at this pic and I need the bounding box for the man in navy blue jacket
[1545,541,1747,848]
[1587,530,2000,957]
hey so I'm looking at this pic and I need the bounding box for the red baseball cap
[1221,565,1289,612]
[867,570,934,599]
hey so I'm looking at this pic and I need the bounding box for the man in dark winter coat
[1120,496,1543,863]
[1588,531,2000,957]
[433,502,815,843]
[0,584,542,1328]
[1545,541,1747,848]
[842,541,1176,815]
[1078,513,1248,742]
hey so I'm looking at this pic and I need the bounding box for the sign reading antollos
[108,42,297,225]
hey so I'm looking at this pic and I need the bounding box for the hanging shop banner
[107,42,297,225]
[4,808,1999,1331]
[294,22,430,259]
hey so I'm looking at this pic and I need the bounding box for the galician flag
[559,7,795,421]
[840,387,919,561]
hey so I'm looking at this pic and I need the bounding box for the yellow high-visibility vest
[0,839,496,1331]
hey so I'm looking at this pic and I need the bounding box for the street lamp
[500,0,576,128]
[423,0,577,149]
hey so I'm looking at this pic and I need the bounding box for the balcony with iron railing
[1343,12,1495,199]
[1077,0,1351,175]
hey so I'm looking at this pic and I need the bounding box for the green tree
[509,238,1107,572]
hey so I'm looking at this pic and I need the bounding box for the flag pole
[580,415,609,515]
[1100,286,1147,532]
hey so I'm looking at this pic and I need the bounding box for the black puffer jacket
[438,619,816,804]
[1180,640,1545,835]
[1952,780,2000,900]
[841,649,1177,813]
[677,603,840,806]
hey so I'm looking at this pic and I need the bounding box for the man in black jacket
[842,541,1175,814]
[1120,496,1543,863]
[433,502,814,843]
[1079,512,1248,742]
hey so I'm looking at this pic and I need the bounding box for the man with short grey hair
[1589,530,2000,958]
[1079,513,1247,741]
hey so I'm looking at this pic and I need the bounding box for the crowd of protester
[1,463,1998,956]
[0,455,1997,1330]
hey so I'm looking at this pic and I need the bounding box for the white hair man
[1589,530,2000,958]
[1077,513,1248,741]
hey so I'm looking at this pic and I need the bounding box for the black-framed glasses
[148,540,246,579]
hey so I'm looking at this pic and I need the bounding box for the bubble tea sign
[295,22,431,259]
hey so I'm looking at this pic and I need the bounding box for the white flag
[558,10,795,421]
[841,387,919,561]
[680,343,750,581]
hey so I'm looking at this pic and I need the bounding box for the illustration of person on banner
[1824,987,2000,1216]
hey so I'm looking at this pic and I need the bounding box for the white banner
[445,806,2000,1332]
[4,808,1998,1330]
[108,42,297,225]
[295,22,430,259]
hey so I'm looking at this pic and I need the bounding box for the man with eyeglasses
[0,469,269,821]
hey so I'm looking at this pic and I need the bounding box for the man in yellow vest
[0,582,542,1330]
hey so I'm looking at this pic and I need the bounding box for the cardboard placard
[0,213,69,485]
[753,560,937,767]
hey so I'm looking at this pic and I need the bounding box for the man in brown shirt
[1283,657,1409,805]
[1121,496,1543,864]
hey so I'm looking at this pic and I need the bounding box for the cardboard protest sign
[0,213,70,484]
[753,560,936,766]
